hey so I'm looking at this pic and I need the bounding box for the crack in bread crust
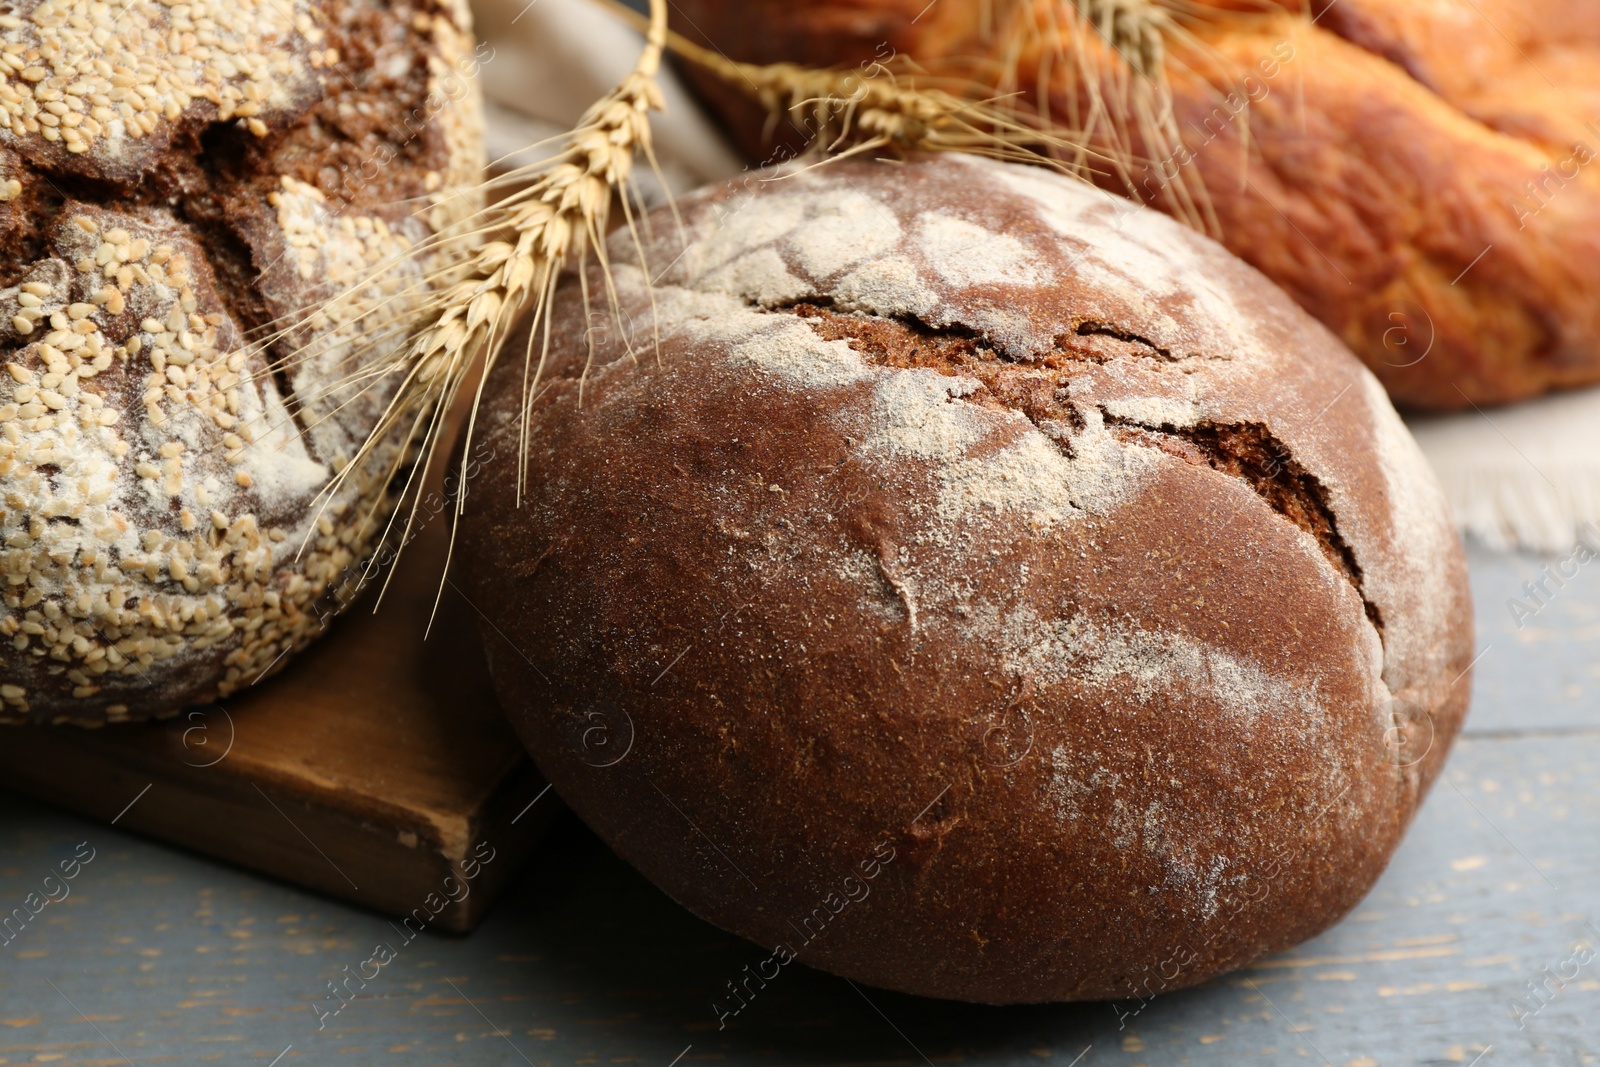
[1100,413,1386,638]
[788,300,1385,640]
[1072,320,1176,362]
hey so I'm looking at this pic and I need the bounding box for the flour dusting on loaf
[627,154,1458,719]
[461,154,1474,1005]
[0,0,483,723]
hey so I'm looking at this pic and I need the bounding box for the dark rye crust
[0,0,481,722]
[459,155,1473,1003]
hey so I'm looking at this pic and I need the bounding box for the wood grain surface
[0,485,555,934]
[1,545,1596,1066]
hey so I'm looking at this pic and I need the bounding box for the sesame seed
[0,0,479,720]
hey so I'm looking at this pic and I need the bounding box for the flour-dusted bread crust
[459,155,1473,1003]
[0,0,483,723]
[673,0,1600,409]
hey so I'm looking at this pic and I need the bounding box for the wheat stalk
[969,0,1213,233]
[328,4,1091,580]
[269,0,675,619]
[998,0,1301,235]
[269,0,1131,621]
[610,0,1214,231]
[669,44,1088,169]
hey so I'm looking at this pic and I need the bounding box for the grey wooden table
[1,544,1597,1067]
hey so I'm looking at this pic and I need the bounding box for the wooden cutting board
[0,475,555,933]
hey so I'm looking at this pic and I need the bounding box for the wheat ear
[602,0,1096,172]
[289,0,1126,614]
[999,0,1303,236]
[604,0,1207,232]
[979,0,1216,234]
[288,0,671,622]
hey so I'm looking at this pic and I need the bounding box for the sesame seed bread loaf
[672,0,1600,409]
[457,155,1474,1002]
[0,0,483,723]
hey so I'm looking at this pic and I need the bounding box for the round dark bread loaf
[458,154,1474,1003]
[0,0,482,723]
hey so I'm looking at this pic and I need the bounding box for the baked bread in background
[0,0,483,723]
[672,0,1600,409]
[458,154,1474,1002]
